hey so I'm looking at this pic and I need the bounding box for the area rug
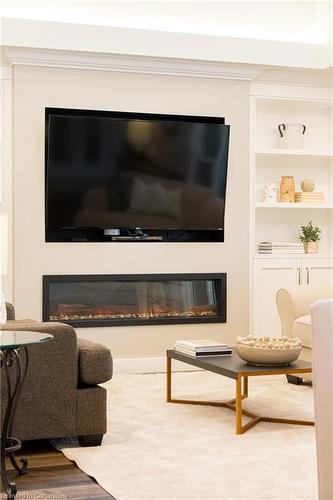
[56,371,317,500]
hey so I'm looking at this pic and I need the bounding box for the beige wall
[13,65,250,358]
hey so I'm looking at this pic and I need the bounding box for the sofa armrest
[1,320,79,439]
[276,285,333,336]
[78,338,112,386]
[0,321,78,389]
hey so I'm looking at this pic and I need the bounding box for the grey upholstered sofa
[1,303,112,446]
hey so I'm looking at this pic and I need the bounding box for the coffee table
[166,349,313,434]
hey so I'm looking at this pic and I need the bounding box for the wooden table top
[167,349,312,379]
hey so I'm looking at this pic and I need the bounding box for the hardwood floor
[2,440,114,499]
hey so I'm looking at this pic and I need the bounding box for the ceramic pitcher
[278,123,306,149]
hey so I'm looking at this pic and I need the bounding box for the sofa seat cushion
[293,315,312,348]
[78,338,112,386]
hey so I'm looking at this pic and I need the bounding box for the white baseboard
[113,356,202,374]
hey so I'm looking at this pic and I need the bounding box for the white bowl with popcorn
[236,335,302,366]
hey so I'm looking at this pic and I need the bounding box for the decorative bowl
[236,335,302,366]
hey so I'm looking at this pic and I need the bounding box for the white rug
[57,371,317,500]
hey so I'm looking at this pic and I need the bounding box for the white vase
[278,123,306,149]
[263,183,277,203]
[0,291,7,324]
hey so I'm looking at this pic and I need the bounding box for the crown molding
[4,46,331,89]
[2,46,264,81]
[256,67,333,89]
[1,18,331,83]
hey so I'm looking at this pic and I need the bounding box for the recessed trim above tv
[45,107,230,242]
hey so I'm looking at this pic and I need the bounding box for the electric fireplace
[43,274,226,327]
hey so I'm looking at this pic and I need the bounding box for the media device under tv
[45,108,230,242]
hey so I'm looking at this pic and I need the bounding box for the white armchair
[276,285,333,384]
[311,299,333,500]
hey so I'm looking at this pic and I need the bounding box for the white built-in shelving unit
[251,87,333,337]
[256,202,333,209]
[256,149,333,158]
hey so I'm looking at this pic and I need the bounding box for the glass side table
[0,330,53,499]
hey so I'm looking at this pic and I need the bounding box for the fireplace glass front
[43,274,226,327]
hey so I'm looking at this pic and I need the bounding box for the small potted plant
[299,221,321,254]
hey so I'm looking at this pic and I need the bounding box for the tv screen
[45,108,230,231]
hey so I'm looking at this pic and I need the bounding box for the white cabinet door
[253,259,301,337]
[303,259,333,287]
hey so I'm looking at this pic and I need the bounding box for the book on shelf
[259,241,303,247]
[174,345,233,357]
[174,339,232,357]
[259,246,304,251]
[295,192,325,202]
[258,241,305,254]
[295,193,325,198]
[259,248,305,255]
[295,199,325,202]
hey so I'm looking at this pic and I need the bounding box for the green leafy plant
[299,221,321,243]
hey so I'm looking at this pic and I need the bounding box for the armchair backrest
[276,286,333,336]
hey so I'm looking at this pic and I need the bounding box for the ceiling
[0,2,332,76]
[0,1,332,45]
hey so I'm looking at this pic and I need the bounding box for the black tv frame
[45,107,229,243]
[42,273,227,327]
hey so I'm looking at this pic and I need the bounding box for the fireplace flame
[50,304,218,322]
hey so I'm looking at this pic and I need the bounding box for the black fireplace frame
[43,273,227,328]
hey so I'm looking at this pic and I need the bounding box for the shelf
[256,149,333,159]
[254,253,333,260]
[255,202,333,209]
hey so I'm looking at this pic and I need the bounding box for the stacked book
[295,192,325,203]
[174,339,232,358]
[258,241,305,254]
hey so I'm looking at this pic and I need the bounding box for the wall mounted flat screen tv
[45,108,230,237]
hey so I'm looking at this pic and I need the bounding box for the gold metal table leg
[243,376,248,397]
[236,376,243,434]
[165,357,314,434]
[166,357,172,403]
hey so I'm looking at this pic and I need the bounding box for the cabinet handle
[306,267,310,285]
[297,267,301,285]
